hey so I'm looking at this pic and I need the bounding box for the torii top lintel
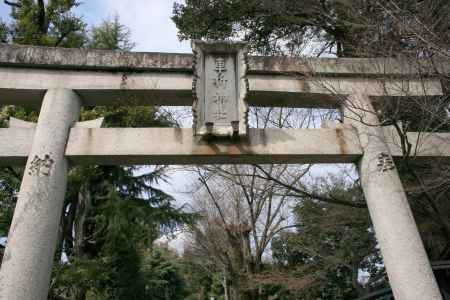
[0,43,447,109]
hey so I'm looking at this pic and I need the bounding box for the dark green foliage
[141,246,187,300]
[7,0,87,47]
[1,105,190,300]
[0,19,9,42]
[80,105,174,128]
[51,180,189,299]
[173,0,450,57]
[172,0,372,56]
[270,177,386,299]
[88,15,135,51]
[52,246,188,300]
[180,245,224,300]
[0,106,39,239]
[0,168,18,238]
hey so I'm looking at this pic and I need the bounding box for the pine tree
[5,0,87,47]
[89,14,135,51]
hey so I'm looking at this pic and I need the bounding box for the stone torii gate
[0,41,449,300]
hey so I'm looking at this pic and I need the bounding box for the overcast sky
[1,0,191,53]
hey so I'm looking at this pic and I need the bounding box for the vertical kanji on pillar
[343,93,442,300]
[0,89,81,300]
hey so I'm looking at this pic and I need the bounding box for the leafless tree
[184,164,309,299]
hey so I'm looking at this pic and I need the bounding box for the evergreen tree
[89,15,135,51]
[141,246,187,300]
[5,0,87,47]
[0,19,8,42]
[270,177,385,299]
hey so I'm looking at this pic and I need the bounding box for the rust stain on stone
[302,80,311,93]
[201,145,218,155]
[227,144,242,155]
[195,137,255,156]
[194,141,220,155]
[335,128,348,154]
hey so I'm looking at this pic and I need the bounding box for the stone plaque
[192,40,249,137]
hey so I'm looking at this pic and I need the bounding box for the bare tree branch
[4,0,21,8]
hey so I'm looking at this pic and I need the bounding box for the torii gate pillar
[344,93,442,300]
[0,89,81,300]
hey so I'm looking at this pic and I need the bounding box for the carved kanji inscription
[192,40,249,137]
[204,54,237,127]
[28,154,54,177]
[377,152,396,172]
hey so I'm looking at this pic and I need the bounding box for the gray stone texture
[0,67,443,108]
[0,126,448,166]
[1,43,449,76]
[0,89,81,300]
[344,93,442,300]
[192,40,249,137]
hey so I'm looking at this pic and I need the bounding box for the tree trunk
[197,286,205,300]
[72,184,92,300]
[229,285,241,300]
[74,184,91,256]
[223,275,230,300]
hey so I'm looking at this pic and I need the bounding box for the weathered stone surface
[65,127,362,165]
[0,128,34,165]
[0,127,448,166]
[0,89,81,300]
[8,117,36,128]
[7,116,103,129]
[0,44,445,108]
[0,42,448,300]
[0,43,193,72]
[384,127,450,158]
[192,40,249,137]
[0,67,443,108]
[343,94,442,300]
[1,43,449,76]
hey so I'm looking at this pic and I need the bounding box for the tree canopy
[173,0,450,57]
[88,15,135,51]
[5,0,86,47]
